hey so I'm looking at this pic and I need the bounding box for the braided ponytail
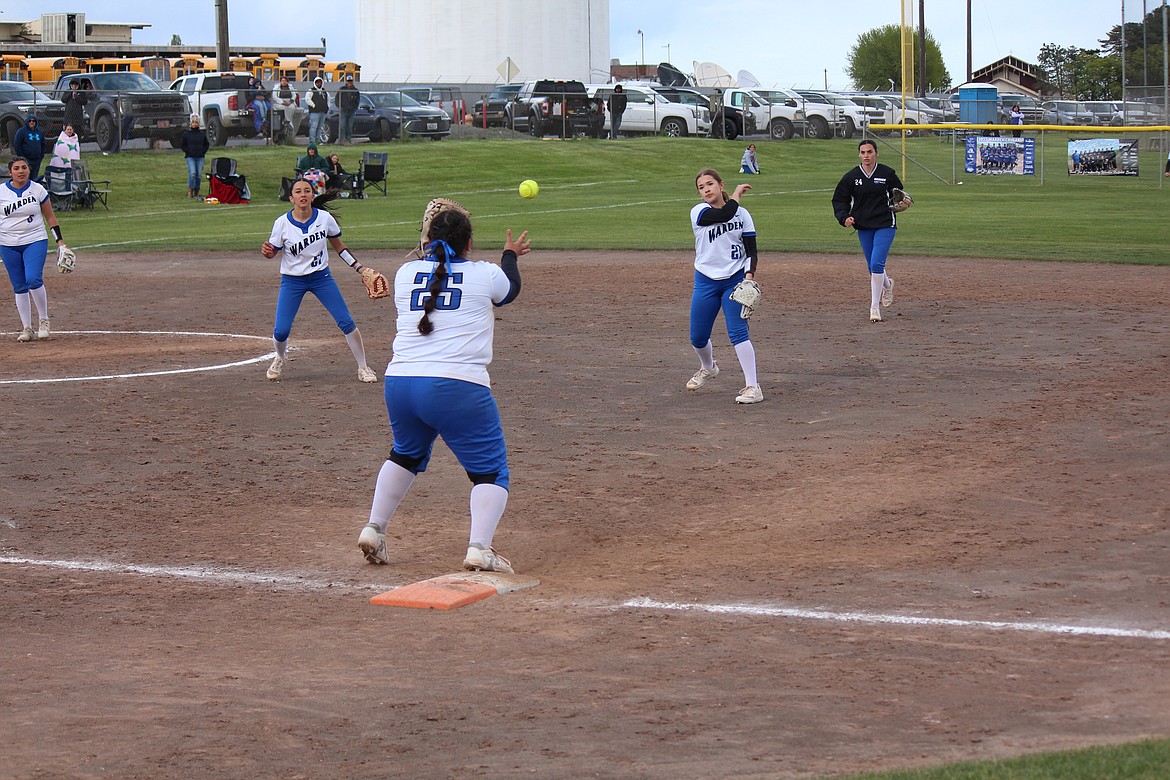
[417,208,472,336]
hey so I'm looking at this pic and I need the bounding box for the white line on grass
[2,555,1166,641]
[618,597,1170,641]
[0,330,273,385]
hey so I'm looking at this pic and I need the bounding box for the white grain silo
[356,0,610,84]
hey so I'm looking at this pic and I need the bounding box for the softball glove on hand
[891,187,913,213]
[409,197,471,258]
[730,279,762,319]
[56,245,76,274]
[359,266,390,299]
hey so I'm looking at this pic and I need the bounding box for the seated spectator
[325,152,348,188]
[247,77,270,137]
[296,142,329,175]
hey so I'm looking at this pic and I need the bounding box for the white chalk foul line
[619,597,1170,641]
[0,556,387,593]
[2,556,1166,641]
[0,330,274,385]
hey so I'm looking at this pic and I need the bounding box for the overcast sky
[6,1,1152,89]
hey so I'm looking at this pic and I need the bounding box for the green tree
[847,24,951,92]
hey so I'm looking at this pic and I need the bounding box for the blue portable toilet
[958,83,998,124]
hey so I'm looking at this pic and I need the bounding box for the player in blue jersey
[261,179,378,383]
[686,168,763,405]
[1,157,70,343]
[831,140,905,323]
[358,206,531,573]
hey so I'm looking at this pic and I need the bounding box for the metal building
[356,0,609,84]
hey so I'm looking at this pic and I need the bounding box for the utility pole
[215,0,230,72]
[965,0,972,83]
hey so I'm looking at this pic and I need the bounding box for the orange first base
[370,577,497,610]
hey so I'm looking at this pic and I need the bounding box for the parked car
[794,89,879,138]
[587,83,709,137]
[654,86,754,140]
[997,92,1044,124]
[1041,100,1099,125]
[471,83,522,126]
[1108,100,1164,126]
[167,71,259,146]
[875,94,945,133]
[398,86,463,120]
[921,95,959,122]
[507,79,603,138]
[723,88,805,140]
[55,71,190,151]
[845,94,898,135]
[1081,101,1117,125]
[0,81,65,151]
[319,91,451,142]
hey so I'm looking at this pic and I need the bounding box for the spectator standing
[1010,104,1024,138]
[179,115,211,199]
[12,116,46,181]
[306,77,330,144]
[61,81,89,133]
[607,84,627,139]
[337,75,360,145]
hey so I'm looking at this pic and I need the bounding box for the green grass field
[61,132,1170,264]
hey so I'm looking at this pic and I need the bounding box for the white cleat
[37,319,51,340]
[735,385,764,404]
[357,365,378,383]
[266,356,285,380]
[881,277,894,307]
[870,306,883,323]
[463,544,514,574]
[686,362,719,390]
[358,523,390,565]
[16,326,35,343]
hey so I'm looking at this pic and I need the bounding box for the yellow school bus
[1,54,31,82]
[326,61,361,83]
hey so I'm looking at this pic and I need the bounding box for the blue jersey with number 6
[387,256,511,387]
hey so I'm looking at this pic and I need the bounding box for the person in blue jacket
[12,115,46,182]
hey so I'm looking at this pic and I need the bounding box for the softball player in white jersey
[686,168,763,404]
[358,207,531,573]
[260,180,378,383]
[1,156,69,343]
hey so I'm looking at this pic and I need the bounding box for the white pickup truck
[588,83,710,137]
[720,87,806,141]
[167,71,267,146]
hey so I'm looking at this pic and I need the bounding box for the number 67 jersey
[387,256,512,387]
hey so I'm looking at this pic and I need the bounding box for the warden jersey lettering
[267,208,341,276]
[387,257,511,387]
[691,202,756,280]
[0,181,48,246]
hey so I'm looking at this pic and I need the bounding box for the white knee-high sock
[734,340,758,387]
[273,338,288,359]
[29,286,48,320]
[368,460,417,532]
[694,340,715,370]
[468,483,509,549]
[14,293,32,327]
[344,328,368,367]
[870,273,887,308]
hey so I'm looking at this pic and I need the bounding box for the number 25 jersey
[387,257,511,387]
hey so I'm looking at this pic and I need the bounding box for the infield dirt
[2,250,1168,778]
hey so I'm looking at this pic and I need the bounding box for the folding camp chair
[46,166,75,212]
[359,152,388,196]
[71,160,111,210]
[206,157,251,204]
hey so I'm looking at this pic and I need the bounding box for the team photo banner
[1067,138,1139,176]
[964,137,1035,175]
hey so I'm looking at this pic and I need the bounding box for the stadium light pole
[637,30,645,77]
[664,43,670,64]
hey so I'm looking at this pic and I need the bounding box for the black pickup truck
[506,80,603,138]
[55,72,190,151]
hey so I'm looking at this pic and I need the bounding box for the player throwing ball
[1,156,70,342]
[831,140,908,323]
[260,179,379,383]
[686,168,763,404]
[357,205,531,573]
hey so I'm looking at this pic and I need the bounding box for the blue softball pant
[689,269,750,348]
[857,227,896,274]
[1,239,49,294]
[385,376,510,490]
[273,267,356,342]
